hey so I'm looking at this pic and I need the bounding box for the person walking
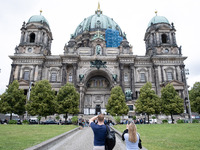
[89,114,107,150]
[122,123,140,150]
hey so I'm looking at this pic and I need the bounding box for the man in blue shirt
[89,114,107,150]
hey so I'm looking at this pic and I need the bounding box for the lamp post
[25,81,33,120]
[184,69,192,123]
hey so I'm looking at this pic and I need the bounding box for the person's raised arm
[89,115,98,125]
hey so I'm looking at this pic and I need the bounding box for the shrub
[55,115,60,121]
[162,120,168,124]
[192,119,199,123]
[177,119,184,124]
[22,120,29,124]
[8,120,17,124]
[152,116,156,119]
[71,116,78,124]
[133,116,136,120]
[37,116,41,124]
[114,116,121,124]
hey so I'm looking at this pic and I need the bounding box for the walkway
[49,127,126,150]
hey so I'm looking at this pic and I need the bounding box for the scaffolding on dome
[105,29,123,47]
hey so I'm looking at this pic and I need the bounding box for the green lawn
[0,125,77,150]
[114,123,200,150]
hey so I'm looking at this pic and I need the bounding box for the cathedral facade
[9,7,188,116]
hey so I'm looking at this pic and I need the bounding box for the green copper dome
[28,15,49,26]
[73,10,123,37]
[148,16,169,27]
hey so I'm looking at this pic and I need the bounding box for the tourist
[89,114,108,150]
[140,118,143,124]
[122,123,139,150]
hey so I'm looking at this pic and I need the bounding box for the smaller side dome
[28,15,49,26]
[148,16,169,27]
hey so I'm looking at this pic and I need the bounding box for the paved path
[49,127,126,150]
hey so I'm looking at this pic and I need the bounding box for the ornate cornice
[151,55,187,64]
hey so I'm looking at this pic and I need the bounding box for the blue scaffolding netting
[105,28,123,47]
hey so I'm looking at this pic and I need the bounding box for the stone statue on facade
[96,45,102,55]
[15,45,19,54]
[112,74,117,82]
[79,74,84,82]
[125,90,132,101]
[179,46,182,55]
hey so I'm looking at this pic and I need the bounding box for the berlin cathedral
[9,4,188,116]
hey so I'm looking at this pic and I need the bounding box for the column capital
[119,63,124,70]
[129,63,134,69]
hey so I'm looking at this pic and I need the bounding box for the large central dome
[73,7,123,37]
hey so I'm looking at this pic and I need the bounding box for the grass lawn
[0,124,77,150]
[114,123,200,150]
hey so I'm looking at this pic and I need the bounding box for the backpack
[105,125,116,150]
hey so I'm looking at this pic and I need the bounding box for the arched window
[165,67,174,81]
[124,73,128,82]
[166,72,173,81]
[30,33,35,43]
[51,73,57,82]
[161,34,167,43]
[140,73,146,82]
[69,73,73,82]
[23,71,30,80]
[99,80,103,87]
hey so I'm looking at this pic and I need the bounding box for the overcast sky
[0,0,200,94]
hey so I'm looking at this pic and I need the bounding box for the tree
[0,80,26,120]
[161,83,184,123]
[26,80,56,118]
[189,82,200,113]
[106,86,129,116]
[55,83,80,122]
[135,82,161,123]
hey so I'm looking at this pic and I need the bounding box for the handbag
[105,125,116,150]
[138,133,142,149]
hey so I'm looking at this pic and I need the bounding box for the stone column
[79,85,85,113]
[153,65,159,95]
[32,65,36,82]
[37,30,42,44]
[161,66,164,82]
[119,63,124,92]
[180,65,186,84]
[24,32,28,43]
[29,68,32,81]
[175,66,178,80]
[73,63,77,87]
[20,31,25,44]
[34,65,39,81]
[62,63,67,85]
[17,65,22,80]
[38,64,43,80]
[9,64,16,84]
[156,32,159,46]
[130,63,136,98]
[172,33,177,46]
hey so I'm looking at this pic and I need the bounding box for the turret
[16,10,53,55]
[144,11,181,56]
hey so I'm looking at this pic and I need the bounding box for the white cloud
[0,0,200,94]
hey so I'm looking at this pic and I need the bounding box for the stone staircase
[78,114,116,123]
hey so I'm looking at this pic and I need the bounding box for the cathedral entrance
[83,70,112,114]
[96,105,101,115]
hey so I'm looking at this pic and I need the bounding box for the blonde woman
[122,123,140,150]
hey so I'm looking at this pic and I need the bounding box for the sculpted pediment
[169,80,184,86]
[18,79,29,86]
[160,80,185,90]
[27,24,38,29]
